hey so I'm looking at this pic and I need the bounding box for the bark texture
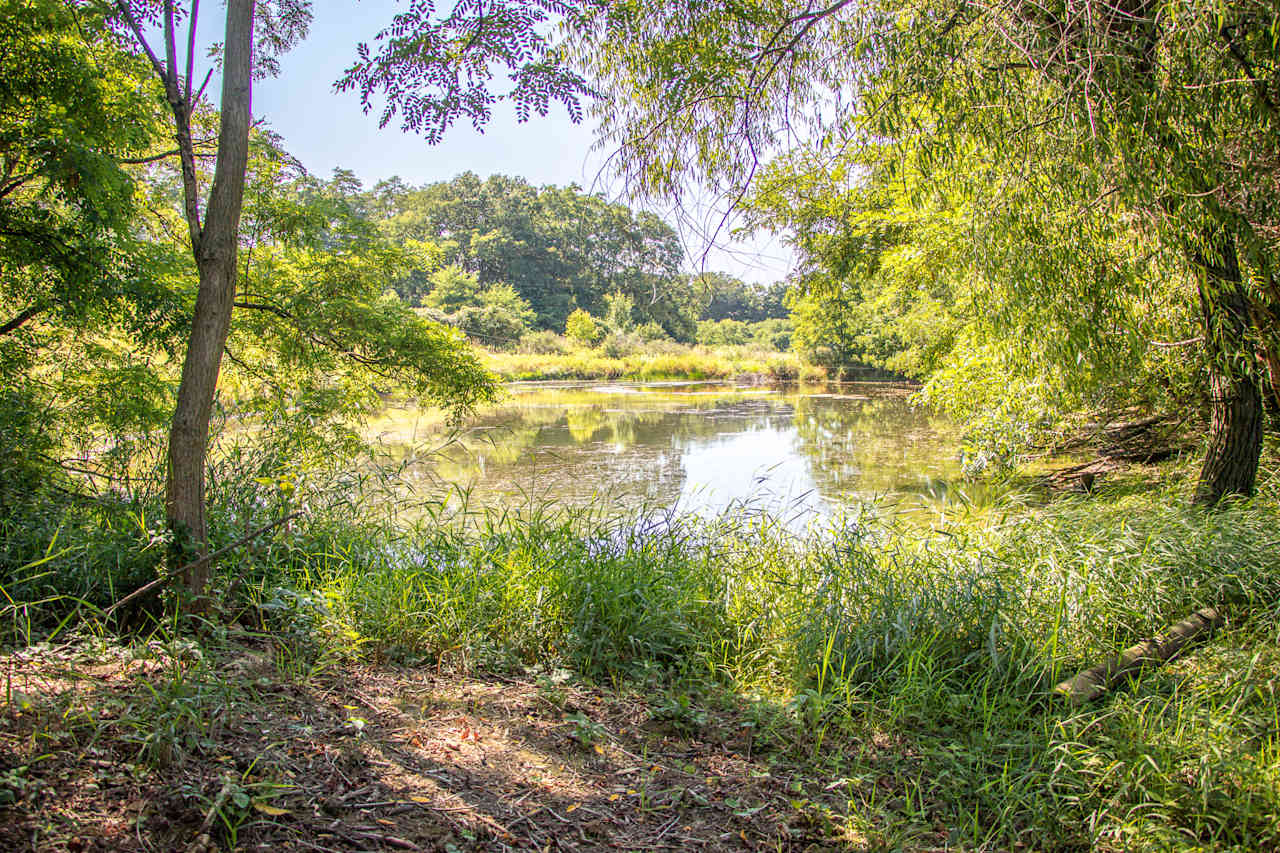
[1193,233,1263,506]
[164,0,256,604]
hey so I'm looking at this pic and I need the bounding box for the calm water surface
[370,381,995,518]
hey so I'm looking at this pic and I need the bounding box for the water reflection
[370,381,983,517]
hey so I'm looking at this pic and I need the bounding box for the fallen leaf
[252,803,290,816]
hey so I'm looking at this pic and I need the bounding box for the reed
[6,456,1280,848]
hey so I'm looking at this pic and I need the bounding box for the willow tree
[99,0,588,605]
[572,0,1280,504]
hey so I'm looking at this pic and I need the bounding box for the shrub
[635,321,668,342]
[453,305,529,349]
[565,309,603,345]
[518,330,569,355]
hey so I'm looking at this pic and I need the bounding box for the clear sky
[199,1,794,284]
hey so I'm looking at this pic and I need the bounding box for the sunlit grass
[481,344,814,382]
[5,453,1280,848]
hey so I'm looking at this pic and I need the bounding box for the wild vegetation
[3,0,1280,851]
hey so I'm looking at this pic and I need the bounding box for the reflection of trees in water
[790,394,966,500]
[375,386,982,513]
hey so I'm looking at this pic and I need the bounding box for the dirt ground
[0,638,879,852]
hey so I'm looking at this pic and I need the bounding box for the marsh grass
[5,457,1280,848]
[481,344,813,382]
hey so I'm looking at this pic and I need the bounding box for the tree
[376,173,695,333]
[572,0,1280,504]
[603,290,635,333]
[565,308,601,345]
[423,265,483,313]
[101,0,589,606]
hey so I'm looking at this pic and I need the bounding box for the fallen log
[1054,607,1225,705]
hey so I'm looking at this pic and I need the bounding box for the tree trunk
[1193,232,1263,506]
[165,0,256,607]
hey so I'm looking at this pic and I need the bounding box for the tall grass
[481,344,814,382]
[226,477,1280,849]
[7,451,1280,848]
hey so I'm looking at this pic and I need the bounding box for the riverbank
[481,345,814,382]
[4,458,1280,850]
[481,347,910,383]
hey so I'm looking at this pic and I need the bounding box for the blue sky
[192,1,794,284]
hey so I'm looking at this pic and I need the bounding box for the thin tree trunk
[1193,232,1263,505]
[165,0,256,607]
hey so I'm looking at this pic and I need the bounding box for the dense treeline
[372,172,699,338]
[348,172,796,348]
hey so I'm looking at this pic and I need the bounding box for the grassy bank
[4,456,1280,849]
[479,336,817,382]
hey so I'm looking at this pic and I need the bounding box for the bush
[599,332,643,359]
[565,309,603,345]
[696,318,752,346]
[750,318,793,352]
[635,321,668,342]
[518,330,569,355]
[453,304,529,349]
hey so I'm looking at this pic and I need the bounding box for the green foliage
[226,154,500,423]
[749,318,792,352]
[564,308,602,345]
[376,173,699,334]
[603,290,635,333]
[693,272,788,323]
[695,318,750,347]
[422,265,482,313]
[0,0,168,338]
[785,284,867,372]
[335,0,589,143]
[694,317,795,352]
[635,321,668,342]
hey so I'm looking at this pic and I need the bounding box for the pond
[367,381,1007,521]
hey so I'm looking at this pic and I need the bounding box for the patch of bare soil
[0,640,863,852]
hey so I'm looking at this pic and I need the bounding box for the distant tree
[604,291,636,333]
[787,285,869,374]
[423,265,482,313]
[565,308,602,345]
[450,282,536,348]
[635,321,668,342]
[375,173,695,333]
[695,319,751,347]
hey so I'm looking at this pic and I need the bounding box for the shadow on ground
[0,639,864,852]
